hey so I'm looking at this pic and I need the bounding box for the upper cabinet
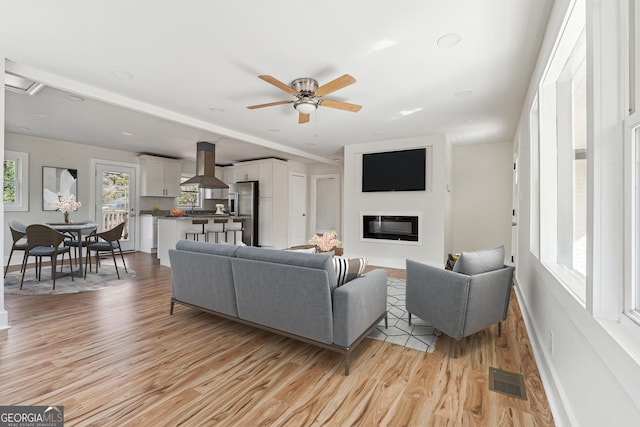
[139,155,182,197]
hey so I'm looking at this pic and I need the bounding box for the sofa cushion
[453,245,505,276]
[175,240,240,257]
[236,246,338,290]
[333,256,367,287]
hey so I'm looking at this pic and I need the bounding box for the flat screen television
[362,148,426,192]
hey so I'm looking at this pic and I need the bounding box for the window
[538,0,586,301]
[177,175,201,209]
[3,151,29,211]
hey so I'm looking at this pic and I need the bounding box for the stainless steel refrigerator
[229,181,259,246]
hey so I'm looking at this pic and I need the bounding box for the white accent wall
[1,58,8,330]
[343,135,450,268]
[451,142,513,257]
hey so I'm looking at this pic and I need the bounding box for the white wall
[514,0,640,425]
[451,141,513,258]
[343,135,448,268]
[1,58,8,330]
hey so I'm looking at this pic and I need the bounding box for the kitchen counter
[156,215,250,266]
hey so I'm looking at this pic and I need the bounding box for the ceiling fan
[247,74,362,124]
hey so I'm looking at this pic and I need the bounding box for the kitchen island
[157,215,251,267]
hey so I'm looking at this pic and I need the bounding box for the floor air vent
[488,367,528,400]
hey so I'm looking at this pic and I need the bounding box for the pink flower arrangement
[309,231,341,252]
[51,194,82,214]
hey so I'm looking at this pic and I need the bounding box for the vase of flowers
[309,231,341,253]
[51,194,82,223]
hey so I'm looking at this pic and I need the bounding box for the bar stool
[226,220,244,245]
[185,219,208,241]
[206,221,226,243]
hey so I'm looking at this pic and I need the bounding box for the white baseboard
[513,279,576,427]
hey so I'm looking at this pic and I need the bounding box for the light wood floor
[1,253,554,426]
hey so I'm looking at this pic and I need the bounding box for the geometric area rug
[4,266,136,296]
[367,278,440,353]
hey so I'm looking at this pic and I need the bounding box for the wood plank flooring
[1,253,554,426]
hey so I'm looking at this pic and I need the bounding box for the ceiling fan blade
[299,113,310,124]
[246,100,293,110]
[319,99,362,112]
[314,74,356,97]
[258,75,299,96]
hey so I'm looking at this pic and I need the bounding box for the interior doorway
[93,161,137,251]
[288,172,307,247]
[310,174,341,236]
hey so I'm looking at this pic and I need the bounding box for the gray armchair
[406,246,514,340]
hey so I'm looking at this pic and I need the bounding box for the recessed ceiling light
[373,132,385,136]
[437,33,462,47]
[399,107,423,117]
[16,126,31,131]
[209,107,225,113]
[454,90,473,98]
[268,128,280,133]
[122,131,134,136]
[33,113,51,119]
[464,118,478,123]
[367,39,398,54]
[66,94,85,102]
[111,69,133,79]
[307,142,317,146]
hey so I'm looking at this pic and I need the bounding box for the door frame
[90,159,139,251]
[288,172,307,247]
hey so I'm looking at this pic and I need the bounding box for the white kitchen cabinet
[258,197,273,247]
[233,163,259,182]
[139,155,182,197]
[139,214,157,253]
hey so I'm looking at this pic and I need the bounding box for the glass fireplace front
[362,215,419,242]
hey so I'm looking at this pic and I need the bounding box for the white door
[288,173,307,247]
[95,163,137,251]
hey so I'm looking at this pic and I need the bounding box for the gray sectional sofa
[169,240,388,375]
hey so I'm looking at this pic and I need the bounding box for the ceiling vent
[4,72,46,96]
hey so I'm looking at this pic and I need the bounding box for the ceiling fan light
[294,100,317,114]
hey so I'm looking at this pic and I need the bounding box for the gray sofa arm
[332,268,388,347]
[406,259,471,340]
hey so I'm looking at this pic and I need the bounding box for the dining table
[46,222,97,278]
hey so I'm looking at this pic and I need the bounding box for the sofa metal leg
[385,312,388,329]
[170,301,175,315]
[498,321,502,337]
[408,312,412,326]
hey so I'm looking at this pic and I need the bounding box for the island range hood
[181,141,228,189]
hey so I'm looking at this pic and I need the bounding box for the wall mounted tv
[362,148,426,192]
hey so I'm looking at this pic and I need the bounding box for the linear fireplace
[362,214,420,242]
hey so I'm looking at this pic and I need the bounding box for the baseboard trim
[513,278,577,427]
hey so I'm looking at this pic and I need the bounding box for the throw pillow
[445,253,459,270]
[333,256,367,287]
[452,245,505,276]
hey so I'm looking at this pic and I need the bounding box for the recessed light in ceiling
[268,128,280,133]
[367,39,398,54]
[111,70,133,79]
[16,126,31,131]
[122,131,134,136]
[464,118,478,123]
[398,107,423,117]
[454,90,473,98]
[437,33,462,47]
[307,142,317,146]
[33,113,51,119]
[209,107,225,113]
[66,94,85,102]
